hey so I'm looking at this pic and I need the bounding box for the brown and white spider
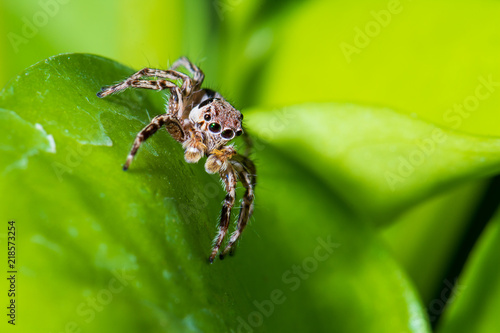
[97,57,256,263]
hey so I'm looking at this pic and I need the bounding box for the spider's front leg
[96,67,192,98]
[98,78,187,170]
[209,164,238,263]
[122,114,183,170]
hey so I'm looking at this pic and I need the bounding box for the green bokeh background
[1,0,500,332]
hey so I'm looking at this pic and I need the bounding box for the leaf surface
[0,53,435,333]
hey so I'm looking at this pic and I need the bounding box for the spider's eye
[235,129,243,137]
[204,113,211,121]
[209,122,221,133]
[221,129,234,140]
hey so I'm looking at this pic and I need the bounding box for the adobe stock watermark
[52,268,135,333]
[250,106,297,154]
[340,0,408,64]
[230,236,341,333]
[52,143,93,182]
[385,74,499,191]
[8,0,71,54]
[213,0,244,21]
[178,180,222,224]
[427,278,466,323]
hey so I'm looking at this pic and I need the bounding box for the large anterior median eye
[221,129,234,140]
[209,122,221,133]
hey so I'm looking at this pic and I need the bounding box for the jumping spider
[97,57,256,263]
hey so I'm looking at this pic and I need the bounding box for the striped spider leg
[96,57,256,263]
[218,154,256,259]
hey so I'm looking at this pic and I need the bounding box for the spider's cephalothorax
[97,57,256,263]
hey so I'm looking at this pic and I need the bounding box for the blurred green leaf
[0,0,192,88]
[0,53,432,333]
[237,1,500,321]
[247,104,500,224]
[379,180,486,302]
[255,0,500,137]
[437,210,500,333]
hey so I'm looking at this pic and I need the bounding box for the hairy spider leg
[97,76,187,169]
[123,114,181,171]
[98,78,180,97]
[97,68,192,98]
[170,56,204,90]
[209,165,238,263]
[220,156,256,258]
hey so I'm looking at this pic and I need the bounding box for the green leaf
[379,181,486,302]
[0,108,55,174]
[0,53,431,332]
[246,104,500,224]
[436,212,500,333]
[254,0,500,137]
[239,1,500,325]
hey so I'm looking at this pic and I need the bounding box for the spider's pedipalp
[182,129,206,163]
[204,146,236,174]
